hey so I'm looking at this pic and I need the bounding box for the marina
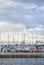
[0,32,44,58]
[0,44,44,58]
[0,0,44,65]
[0,52,44,58]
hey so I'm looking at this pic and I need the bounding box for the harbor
[0,0,44,65]
[0,43,44,58]
[0,32,44,58]
[0,52,44,58]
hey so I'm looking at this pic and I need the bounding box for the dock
[0,52,44,58]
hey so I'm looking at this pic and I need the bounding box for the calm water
[0,58,44,65]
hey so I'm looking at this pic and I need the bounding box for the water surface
[0,58,44,65]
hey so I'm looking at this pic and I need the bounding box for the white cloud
[28,25,44,44]
[0,0,22,8]
[24,4,38,9]
[0,0,10,7]
[0,21,44,44]
[29,25,44,32]
[0,0,44,44]
[37,6,44,11]
[0,21,27,32]
[0,0,12,13]
[0,21,29,44]
[25,15,34,19]
[0,0,44,20]
[33,25,44,31]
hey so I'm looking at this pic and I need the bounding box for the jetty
[0,52,44,58]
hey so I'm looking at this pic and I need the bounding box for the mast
[36,32,37,42]
[23,33,25,45]
[17,35,18,44]
[32,31,33,45]
[36,31,38,45]
[0,33,2,45]
[8,32,10,45]
[13,32,14,45]
[24,34,25,42]
[1,33,4,47]
[4,33,5,45]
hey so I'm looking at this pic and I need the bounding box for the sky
[0,0,44,44]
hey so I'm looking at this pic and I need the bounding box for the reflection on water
[0,58,44,65]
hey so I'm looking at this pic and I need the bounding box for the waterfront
[0,52,44,58]
[0,58,44,65]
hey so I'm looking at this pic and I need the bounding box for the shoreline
[0,52,44,58]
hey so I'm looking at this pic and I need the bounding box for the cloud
[0,0,25,8]
[0,21,28,33]
[29,25,44,37]
[0,1,43,21]
[0,21,29,44]
[0,21,44,44]
[0,0,44,34]
[24,3,38,9]
[0,0,10,7]
[28,25,44,44]
[12,0,44,6]
[33,25,44,31]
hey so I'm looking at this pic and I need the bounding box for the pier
[0,52,44,58]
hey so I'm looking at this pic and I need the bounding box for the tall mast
[17,36,18,44]
[13,32,14,45]
[17,32,19,44]
[36,31,38,44]
[36,31,37,42]
[23,33,25,44]
[32,31,33,45]
[8,32,10,45]
[0,33,2,45]
[4,33,5,45]
[1,33,3,45]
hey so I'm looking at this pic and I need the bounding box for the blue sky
[0,0,44,28]
[0,0,44,44]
